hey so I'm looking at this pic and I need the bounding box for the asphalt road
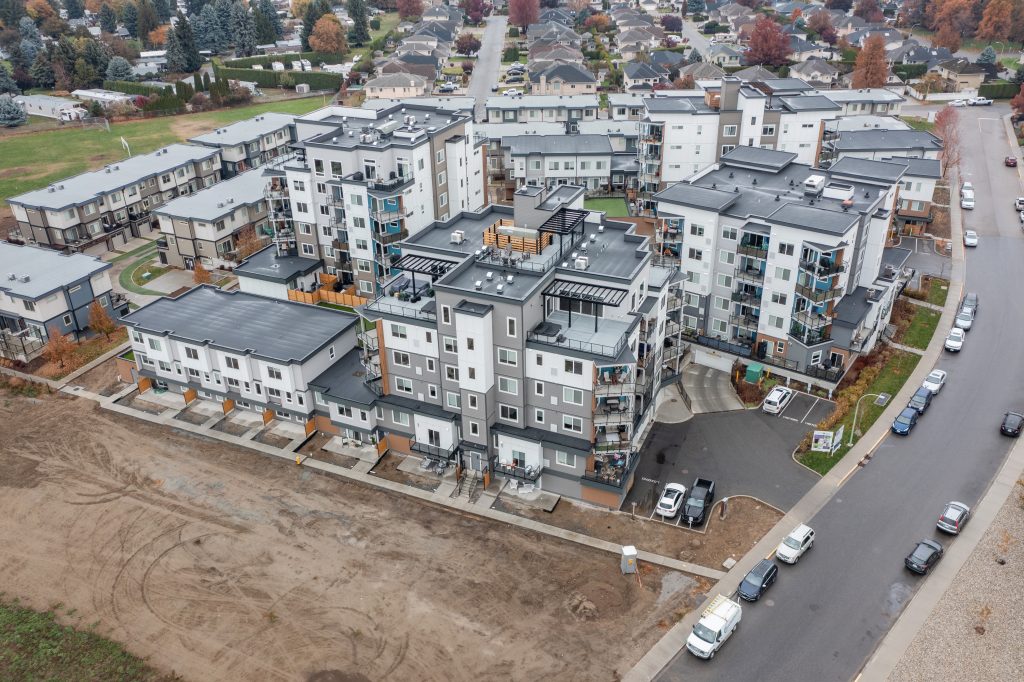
[657,105,1024,681]
[681,18,711,56]
[467,14,507,121]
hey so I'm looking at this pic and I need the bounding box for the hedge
[892,63,927,80]
[214,65,343,90]
[979,81,1019,99]
[103,80,173,97]
[222,51,346,68]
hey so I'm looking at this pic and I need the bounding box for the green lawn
[317,301,357,313]
[924,277,950,307]
[370,12,401,42]
[119,250,166,296]
[0,96,326,204]
[131,263,169,288]
[798,350,921,475]
[584,197,630,217]
[902,116,935,133]
[0,596,168,681]
[902,305,941,350]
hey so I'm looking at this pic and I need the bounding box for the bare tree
[934,106,961,178]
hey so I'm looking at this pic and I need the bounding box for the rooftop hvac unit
[598,225,605,233]
[506,274,514,283]
[496,284,504,294]
[574,256,589,270]
[450,230,466,244]
[475,280,483,289]
[580,242,588,251]
[486,271,493,280]
[804,175,826,195]
[18,275,31,283]
[7,273,16,280]
[589,234,596,242]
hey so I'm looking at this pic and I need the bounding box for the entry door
[183,256,195,270]
[427,429,441,447]
[829,352,844,368]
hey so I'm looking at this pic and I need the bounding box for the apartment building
[154,169,272,269]
[636,77,843,213]
[234,244,323,301]
[122,286,358,423]
[653,147,911,384]
[269,103,486,297]
[886,156,942,230]
[351,184,677,507]
[189,113,297,178]
[0,242,127,362]
[484,95,600,124]
[8,144,222,255]
[823,129,943,162]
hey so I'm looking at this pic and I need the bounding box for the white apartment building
[653,147,912,386]
[269,103,486,297]
[484,95,601,124]
[189,113,297,178]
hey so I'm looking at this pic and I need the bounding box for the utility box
[745,362,764,383]
[621,545,638,574]
[296,83,311,94]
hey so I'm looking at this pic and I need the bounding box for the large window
[562,387,584,405]
[564,359,583,375]
[562,415,583,433]
[395,377,413,393]
[392,350,410,367]
[497,348,518,366]
[499,404,519,422]
[498,376,518,395]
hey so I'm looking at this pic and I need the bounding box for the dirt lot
[494,495,782,569]
[69,358,127,397]
[0,392,705,682]
[298,432,359,469]
[371,452,443,492]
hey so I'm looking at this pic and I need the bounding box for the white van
[960,190,975,210]
[686,595,742,659]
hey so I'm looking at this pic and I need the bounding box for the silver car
[955,310,974,331]
[937,501,971,535]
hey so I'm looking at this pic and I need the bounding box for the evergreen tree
[52,37,79,82]
[30,52,55,88]
[186,0,209,15]
[254,6,276,45]
[169,11,202,71]
[19,16,43,48]
[259,0,282,38]
[81,39,111,75]
[1014,66,1024,86]
[0,0,27,30]
[978,45,997,66]
[99,4,118,33]
[105,55,134,80]
[300,0,330,50]
[136,0,159,41]
[230,1,256,56]
[65,0,85,20]
[121,2,139,37]
[347,0,370,46]
[19,38,40,65]
[194,3,226,51]
[0,65,20,96]
[153,0,172,21]
[202,71,212,90]
[0,97,28,128]
[687,0,704,12]
[73,57,99,89]
[214,0,234,43]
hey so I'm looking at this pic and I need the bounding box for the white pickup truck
[686,594,742,659]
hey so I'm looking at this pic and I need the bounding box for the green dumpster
[745,362,764,383]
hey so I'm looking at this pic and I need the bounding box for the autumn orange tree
[853,0,883,23]
[396,0,423,19]
[933,106,961,178]
[193,261,212,285]
[43,331,76,369]
[851,34,888,88]
[976,0,1013,42]
[234,228,265,260]
[309,14,348,55]
[929,0,979,52]
[746,16,791,67]
[88,300,118,341]
[509,0,539,30]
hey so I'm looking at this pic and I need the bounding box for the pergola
[542,278,629,332]
[538,208,588,261]
[391,254,457,291]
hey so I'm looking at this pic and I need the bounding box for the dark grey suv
[908,387,933,415]
[737,559,778,601]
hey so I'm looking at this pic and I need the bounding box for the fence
[213,65,344,91]
[287,288,368,307]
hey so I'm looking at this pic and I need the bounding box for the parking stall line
[782,416,800,423]
[800,397,819,423]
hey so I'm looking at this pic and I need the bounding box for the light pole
[849,392,889,446]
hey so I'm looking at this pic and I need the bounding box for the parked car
[908,387,934,415]
[944,328,965,352]
[954,309,974,331]
[503,88,521,96]
[905,539,944,574]
[962,292,979,312]
[950,99,967,107]
[437,83,456,93]
[762,386,794,414]
[963,230,979,247]
[1019,210,1024,224]
[1015,197,1024,211]
[968,96,993,105]
[776,524,814,564]
[655,483,687,518]
[960,191,975,210]
[683,478,716,526]
[891,407,920,435]
[505,75,524,84]
[491,84,498,92]
[1006,156,1018,167]
[686,595,742,659]
[937,501,971,535]
[922,369,947,394]
[962,181,974,193]
[737,559,778,602]
[1000,411,1024,437]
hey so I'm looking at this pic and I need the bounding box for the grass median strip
[119,253,167,297]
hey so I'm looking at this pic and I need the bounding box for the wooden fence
[287,287,368,307]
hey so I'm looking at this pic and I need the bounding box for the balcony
[795,281,843,303]
[357,329,378,352]
[0,326,45,363]
[582,451,639,489]
[155,238,168,250]
[737,241,769,259]
[792,308,831,329]
[799,258,845,278]
[332,239,349,252]
[367,175,413,194]
[731,290,761,306]
[411,439,458,462]
[729,313,760,329]
[375,228,409,245]
[734,267,765,285]
[790,321,831,345]
[494,461,542,481]
[372,207,402,223]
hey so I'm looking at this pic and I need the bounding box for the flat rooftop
[502,134,613,156]
[484,94,600,110]
[309,347,378,406]
[154,168,269,221]
[233,245,322,283]
[189,112,295,147]
[123,286,357,363]
[832,129,942,152]
[0,242,110,299]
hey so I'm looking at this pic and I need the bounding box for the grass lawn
[902,116,935,133]
[584,197,630,216]
[0,596,168,681]
[798,350,921,475]
[924,276,950,307]
[370,12,401,42]
[109,239,161,263]
[119,251,166,297]
[902,305,941,350]
[120,349,136,361]
[131,263,169,288]
[0,96,327,204]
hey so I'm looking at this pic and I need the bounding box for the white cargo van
[686,594,742,659]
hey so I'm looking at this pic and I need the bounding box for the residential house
[789,36,831,61]
[608,93,648,120]
[123,286,359,424]
[789,59,840,86]
[377,53,442,82]
[526,22,583,48]
[234,244,324,301]
[0,242,127,362]
[496,133,615,193]
[886,40,953,68]
[70,89,136,107]
[708,44,744,68]
[422,4,463,27]
[527,44,586,71]
[8,144,222,255]
[847,27,904,50]
[678,61,727,81]
[732,65,776,82]
[538,8,575,26]
[932,58,986,93]
[189,113,297,178]
[624,62,667,91]
[821,88,904,116]
[410,20,459,43]
[653,147,911,383]
[529,63,598,95]
[616,28,662,61]
[363,73,432,99]
[650,50,688,74]
[885,156,943,230]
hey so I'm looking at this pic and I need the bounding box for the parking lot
[628,391,834,520]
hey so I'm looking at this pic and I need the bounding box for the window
[722,145,735,155]
[443,337,458,353]
[761,125,776,136]
[535,381,544,396]
[267,367,283,380]
[392,350,410,366]
[426,358,435,372]
[447,391,461,408]
[392,410,410,426]
[562,415,583,433]
[778,243,794,256]
[723,125,738,137]
[498,376,518,395]
[470,421,480,437]
[769,315,783,329]
[445,366,459,381]
[689,224,704,237]
[556,451,576,467]
[562,387,583,405]
[716,274,733,288]
[466,338,475,351]
[394,377,413,393]
[437,171,446,185]
[771,292,788,305]
[439,192,448,207]
[301,243,315,256]
[564,359,583,375]
[688,248,703,261]
[499,404,519,422]
[468,394,478,409]
[810,350,822,365]
[61,313,72,326]
[315,391,326,406]
[468,367,476,380]
[329,346,335,359]
[506,317,517,337]
[225,356,240,370]
[391,324,407,339]
[719,250,735,265]
[536,354,543,366]
[22,300,35,312]
[226,376,238,388]
[428,384,438,399]
[497,348,518,366]
[721,227,737,240]
[185,347,199,360]
[711,319,727,334]
[148,338,161,351]
[187,367,200,378]
[441,305,451,325]
[774,267,791,281]
[714,296,729,311]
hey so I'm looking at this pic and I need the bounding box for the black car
[737,559,778,602]
[907,387,933,415]
[1001,412,1024,437]
[962,292,979,313]
[891,407,919,435]
[683,477,716,526]
[905,539,944,574]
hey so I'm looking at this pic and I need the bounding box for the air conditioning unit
[450,230,465,244]
[18,275,31,283]
[574,256,589,270]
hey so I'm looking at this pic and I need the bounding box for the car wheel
[793,555,799,563]
[709,650,715,659]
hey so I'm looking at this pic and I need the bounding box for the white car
[950,99,967,107]
[776,524,815,564]
[1018,210,1024,224]
[955,310,974,331]
[922,369,947,394]
[962,181,974,193]
[960,192,975,210]
[963,230,978,247]
[968,97,993,106]
[655,483,687,518]
[944,327,965,352]
[1015,197,1024,211]
[503,88,521,96]
[762,386,795,414]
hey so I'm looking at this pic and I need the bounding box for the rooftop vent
[496,283,504,294]
[728,171,734,178]
[752,178,757,185]
[18,275,30,283]
[7,273,16,280]
[506,274,514,284]
[486,271,493,280]
[474,280,482,290]
[589,233,596,242]
[775,194,780,201]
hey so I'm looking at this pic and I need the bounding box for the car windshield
[783,536,802,550]
[740,576,760,592]
[912,545,933,560]
[927,372,943,382]
[688,498,705,510]
[896,414,912,425]
[692,623,717,644]
[1008,415,1023,428]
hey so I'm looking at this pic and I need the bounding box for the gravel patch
[889,480,1024,681]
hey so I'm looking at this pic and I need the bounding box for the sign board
[811,430,834,453]
[832,425,844,454]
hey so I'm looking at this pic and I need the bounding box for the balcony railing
[494,461,542,481]
[368,175,414,193]
[364,299,437,322]
[731,290,761,306]
[372,208,402,223]
[793,308,831,329]
[357,329,378,352]
[375,228,409,245]
[0,327,46,362]
[411,439,458,462]
[729,313,760,329]
[795,282,843,303]
[526,330,626,359]
[737,242,769,258]
[155,238,168,250]
[734,267,765,285]
[799,259,845,277]
[582,452,640,489]
[790,322,831,345]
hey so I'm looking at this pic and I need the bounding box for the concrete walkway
[905,297,944,312]
[681,364,744,414]
[622,179,966,682]
[887,341,926,356]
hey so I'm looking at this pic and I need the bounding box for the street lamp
[849,392,891,446]
[992,42,1006,57]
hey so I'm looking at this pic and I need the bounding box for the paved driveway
[682,364,744,413]
[627,408,821,514]
[467,15,507,121]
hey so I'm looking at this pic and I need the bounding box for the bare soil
[69,358,126,397]
[253,429,294,449]
[930,185,951,240]
[114,392,171,415]
[173,407,213,425]
[298,432,360,469]
[494,495,782,569]
[0,392,701,681]
[370,452,442,492]
[211,416,255,437]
